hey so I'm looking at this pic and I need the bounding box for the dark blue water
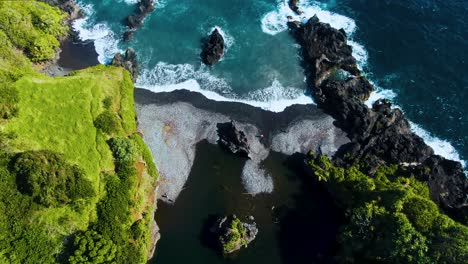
[323,0,468,164]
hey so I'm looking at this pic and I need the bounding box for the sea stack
[201,28,225,66]
[124,0,155,40]
[216,120,250,158]
[211,215,258,254]
[112,48,139,82]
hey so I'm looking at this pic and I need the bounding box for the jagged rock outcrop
[124,0,155,41]
[217,120,250,158]
[289,16,468,210]
[210,215,258,254]
[289,15,360,86]
[201,29,225,66]
[112,48,139,81]
[288,0,302,15]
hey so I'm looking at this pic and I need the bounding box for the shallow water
[153,141,341,263]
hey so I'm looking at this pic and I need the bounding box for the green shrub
[0,84,19,119]
[12,150,95,207]
[68,230,117,264]
[94,111,121,134]
[307,154,468,263]
[108,137,137,164]
[0,1,67,62]
[103,96,113,110]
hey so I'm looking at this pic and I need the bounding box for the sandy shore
[135,89,349,203]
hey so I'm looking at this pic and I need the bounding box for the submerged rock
[201,29,225,65]
[124,0,155,38]
[289,16,468,210]
[211,215,258,254]
[217,120,250,158]
[112,48,139,81]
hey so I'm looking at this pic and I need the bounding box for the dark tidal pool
[152,140,342,263]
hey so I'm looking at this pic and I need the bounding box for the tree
[68,230,117,264]
[13,150,95,207]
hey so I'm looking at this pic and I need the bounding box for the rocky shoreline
[287,15,467,213]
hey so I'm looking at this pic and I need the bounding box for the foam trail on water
[72,3,122,63]
[136,62,314,112]
[409,122,466,168]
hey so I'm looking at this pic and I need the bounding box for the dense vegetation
[0,1,67,61]
[0,1,158,263]
[307,153,468,263]
[13,150,95,207]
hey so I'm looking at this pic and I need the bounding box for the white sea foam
[136,62,314,112]
[72,3,122,63]
[409,122,466,168]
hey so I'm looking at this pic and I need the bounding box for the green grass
[0,1,159,262]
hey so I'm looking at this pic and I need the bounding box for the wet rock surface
[288,0,302,15]
[124,0,155,40]
[217,121,251,158]
[289,16,468,210]
[112,48,139,81]
[201,29,225,65]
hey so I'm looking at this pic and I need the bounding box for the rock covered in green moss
[211,215,258,254]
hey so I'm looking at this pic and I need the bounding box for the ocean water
[72,0,467,166]
[70,0,467,262]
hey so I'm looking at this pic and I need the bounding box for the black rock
[201,29,225,66]
[123,31,134,42]
[289,16,468,211]
[124,0,155,31]
[290,15,360,85]
[112,48,139,82]
[288,0,302,15]
[216,120,250,158]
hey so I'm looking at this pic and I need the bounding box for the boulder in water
[210,215,258,254]
[201,29,225,66]
[217,120,250,158]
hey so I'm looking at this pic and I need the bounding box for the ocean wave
[72,3,122,63]
[136,62,313,112]
[409,122,466,168]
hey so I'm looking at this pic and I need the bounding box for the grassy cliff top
[0,1,158,263]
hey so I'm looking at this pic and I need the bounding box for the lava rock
[289,16,468,210]
[123,31,134,42]
[288,0,302,15]
[125,0,155,30]
[216,120,250,158]
[201,29,225,66]
[210,215,258,254]
[112,48,139,82]
[289,15,360,85]
[39,0,82,20]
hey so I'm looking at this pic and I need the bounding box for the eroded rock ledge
[124,0,155,41]
[288,15,468,211]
